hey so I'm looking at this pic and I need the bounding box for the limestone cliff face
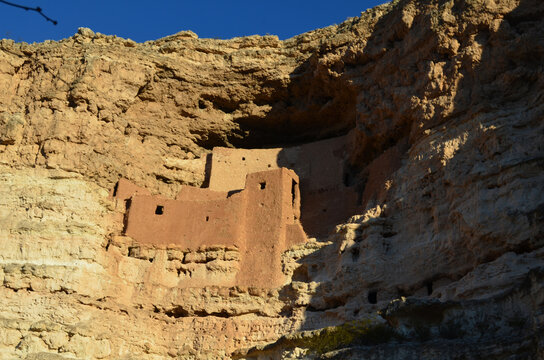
[1,0,543,359]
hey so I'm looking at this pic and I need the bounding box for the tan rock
[0,112,25,145]
[0,0,542,358]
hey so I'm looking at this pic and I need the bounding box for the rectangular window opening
[155,205,164,215]
[259,182,266,190]
[291,179,297,207]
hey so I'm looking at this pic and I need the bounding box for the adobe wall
[115,168,306,288]
[209,136,348,192]
[237,169,301,287]
[209,148,281,191]
[124,192,245,249]
[112,177,151,201]
[209,135,361,236]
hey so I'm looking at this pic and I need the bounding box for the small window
[260,182,266,190]
[155,205,164,215]
[205,216,209,222]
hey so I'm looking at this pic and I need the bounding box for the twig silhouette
[0,0,57,25]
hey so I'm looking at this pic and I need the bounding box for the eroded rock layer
[0,0,543,358]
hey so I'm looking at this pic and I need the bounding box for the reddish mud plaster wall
[209,136,361,237]
[115,169,306,288]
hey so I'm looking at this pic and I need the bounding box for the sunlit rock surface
[0,0,543,358]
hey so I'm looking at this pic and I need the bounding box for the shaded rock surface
[0,0,543,358]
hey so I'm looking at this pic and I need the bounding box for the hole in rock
[155,205,164,215]
[343,172,350,187]
[280,305,294,317]
[165,306,190,318]
[382,231,397,238]
[127,246,136,257]
[292,265,309,282]
[242,157,246,161]
[368,291,377,304]
[67,98,77,108]
[260,182,266,190]
[198,99,206,109]
[205,216,209,222]
[112,181,119,197]
[426,281,433,296]
[193,310,231,318]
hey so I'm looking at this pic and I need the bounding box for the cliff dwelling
[114,135,361,288]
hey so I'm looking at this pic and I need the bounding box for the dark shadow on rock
[267,1,544,358]
[226,47,359,148]
[276,135,363,238]
[201,153,213,188]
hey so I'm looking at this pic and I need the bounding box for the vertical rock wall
[0,0,543,358]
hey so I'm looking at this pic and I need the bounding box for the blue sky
[1,0,387,43]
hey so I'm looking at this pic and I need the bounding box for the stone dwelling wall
[115,168,306,288]
[236,169,304,287]
[209,136,360,237]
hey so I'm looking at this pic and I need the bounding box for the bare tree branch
[0,0,57,25]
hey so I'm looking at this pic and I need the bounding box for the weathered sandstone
[0,0,543,358]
